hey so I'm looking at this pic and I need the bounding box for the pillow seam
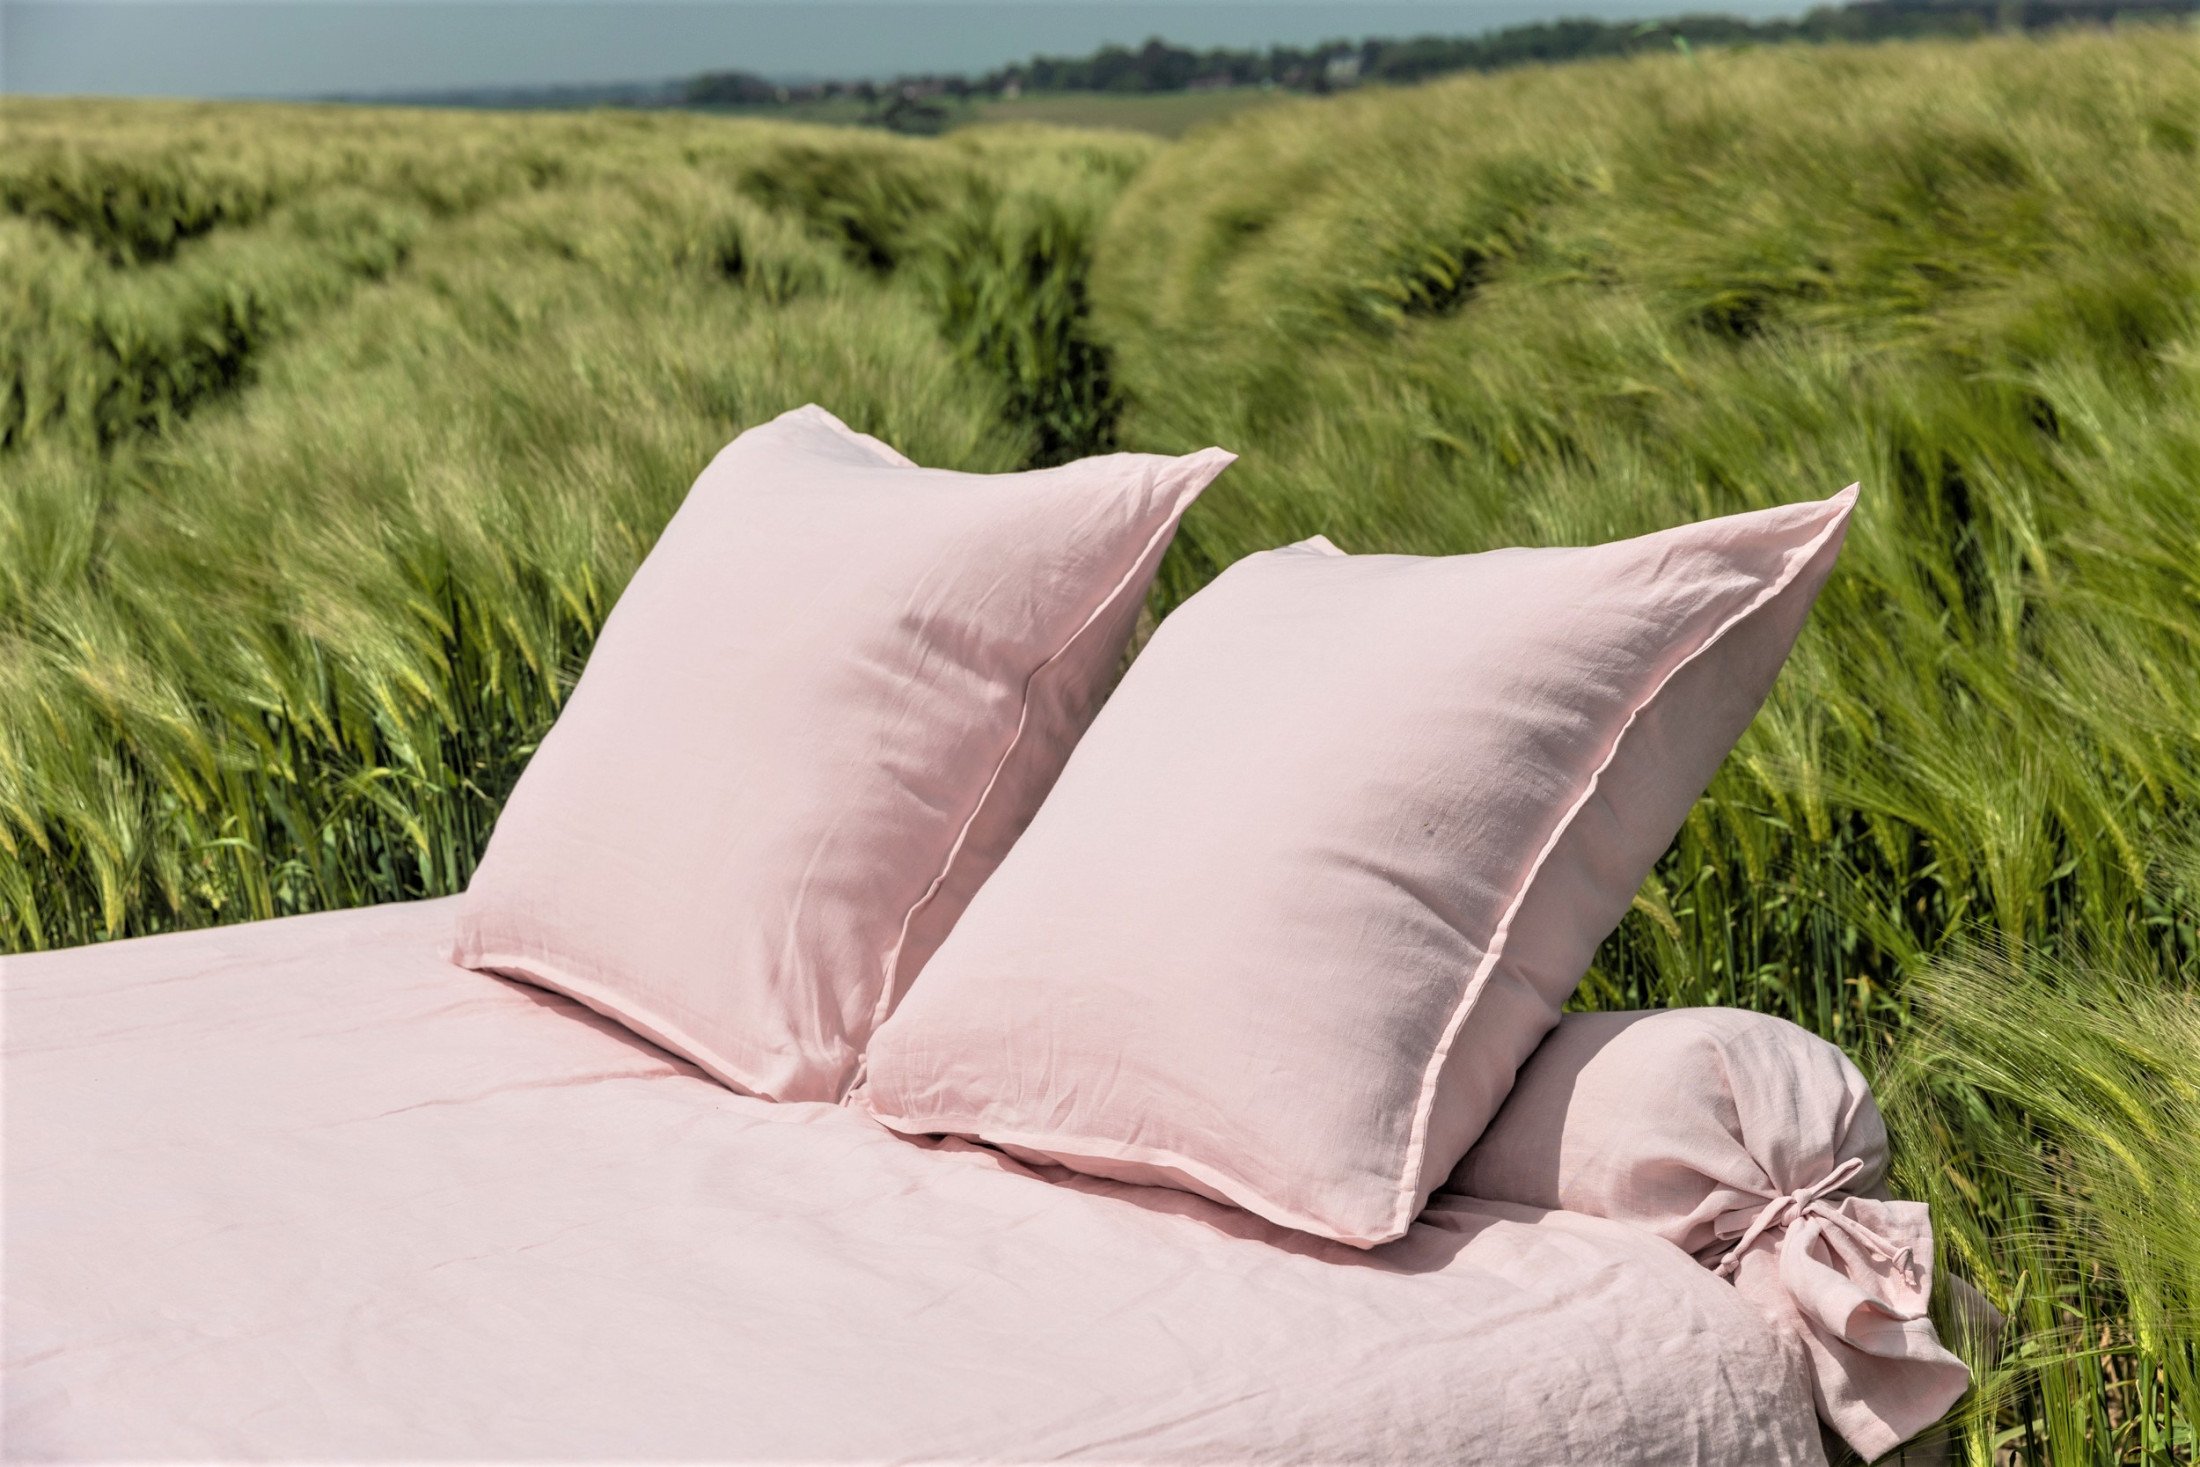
[1385,490,1858,1240]
[784,403,918,468]
[465,947,808,1101]
[859,1109,1377,1245]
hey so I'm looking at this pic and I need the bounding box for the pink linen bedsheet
[3,900,1828,1464]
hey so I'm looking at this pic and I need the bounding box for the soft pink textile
[861,488,1857,1246]
[454,405,1231,1103]
[1453,1008,1972,1461]
[3,903,1828,1464]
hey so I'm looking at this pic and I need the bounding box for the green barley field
[4,29,2196,1463]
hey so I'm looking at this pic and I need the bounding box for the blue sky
[3,0,1805,98]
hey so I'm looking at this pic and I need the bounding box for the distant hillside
[965,0,2200,94]
[343,0,2200,131]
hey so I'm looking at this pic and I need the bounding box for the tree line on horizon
[679,0,2200,114]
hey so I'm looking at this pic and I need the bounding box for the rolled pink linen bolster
[1451,1008,1972,1461]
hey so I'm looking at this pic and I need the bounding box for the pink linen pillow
[454,405,1232,1104]
[1453,1008,1972,1461]
[859,486,1857,1245]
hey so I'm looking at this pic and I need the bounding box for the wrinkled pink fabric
[861,488,1857,1247]
[1452,1008,1972,1461]
[4,902,1828,1464]
[454,405,1231,1103]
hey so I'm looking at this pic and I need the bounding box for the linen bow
[1706,1155,1969,1462]
[1713,1155,1913,1284]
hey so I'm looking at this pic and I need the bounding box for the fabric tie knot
[1712,1155,1914,1282]
[1701,1154,1964,1460]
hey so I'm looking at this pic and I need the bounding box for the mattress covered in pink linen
[3,901,1827,1465]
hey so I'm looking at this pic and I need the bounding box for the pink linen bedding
[3,901,1828,1465]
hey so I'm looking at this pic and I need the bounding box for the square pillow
[454,405,1233,1103]
[858,487,1856,1245]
